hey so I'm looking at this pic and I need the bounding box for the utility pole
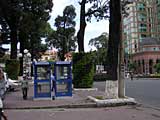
[118,1,125,98]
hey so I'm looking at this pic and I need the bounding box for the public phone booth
[54,61,72,97]
[33,62,52,100]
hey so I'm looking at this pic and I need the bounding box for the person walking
[130,72,133,80]
[51,73,55,100]
[21,76,29,100]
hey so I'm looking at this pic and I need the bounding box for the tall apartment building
[123,0,160,75]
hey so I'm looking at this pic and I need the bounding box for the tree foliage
[128,62,137,72]
[89,32,108,49]
[46,5,77,60]
[88,32,108,65]
[154,63,160,74]
[0,18,10,44]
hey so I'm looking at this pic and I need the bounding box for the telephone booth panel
[54,61,72,97]
[33,62,52,99]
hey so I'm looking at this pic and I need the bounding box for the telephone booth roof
[55,61,71,65]
[33,61,50,66]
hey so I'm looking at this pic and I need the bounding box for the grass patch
[94,96,104,100]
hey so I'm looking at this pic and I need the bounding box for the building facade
[123,0,160,75]
[41,49,58,61]
[132,38,160,75]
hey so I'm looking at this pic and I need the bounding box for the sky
[49,0,109,52]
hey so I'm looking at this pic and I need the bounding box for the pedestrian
[51,73,55,100]
[0,98,7,120]
[21,76,29,100]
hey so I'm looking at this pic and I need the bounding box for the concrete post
[118,1,125,98]
[105,80,118,98]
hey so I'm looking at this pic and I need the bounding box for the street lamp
[23,49,31,79]
[20,49,31,100]
[17,53,23,58]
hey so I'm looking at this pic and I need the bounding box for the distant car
[3,72,19,91]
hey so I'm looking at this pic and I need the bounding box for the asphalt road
[4,107,160,120]
[93,79,160,108]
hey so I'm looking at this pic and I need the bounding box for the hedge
[72,52,94,88]
[5,59,20,80]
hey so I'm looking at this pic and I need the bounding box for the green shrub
[5,59,20,80]
[154,63,160,73]
[72,52,94,88]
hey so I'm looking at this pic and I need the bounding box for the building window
[137,3,145,11]
[141,34,147,38]
[140,23,146,27]
[134,44,137,52]
[139,28,147,32]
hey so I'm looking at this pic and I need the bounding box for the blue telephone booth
[33,62,52,100]
[54,61,72,97]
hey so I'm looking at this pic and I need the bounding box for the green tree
[0,0,22,59]
[128,62,137,73]
[154,63,160,74]
[0,0,53,59]
[0,17,10,45]
[18,0,53,59]
[88,32,108,65]
[77,0,109,52]
[19,0,53,75]
[0,0,53,75]
[46,5,77,60]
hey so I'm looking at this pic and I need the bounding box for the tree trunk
[31,43,34,76]
[10,28,18,59]
[19,35,25,76]
[107,0,121,80]
[77,0,86,52]
[62,19,67,61]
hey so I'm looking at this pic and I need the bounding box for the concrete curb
[88,96,137,107]
[4,103,97,110]
[73,88,98,91]
[4,97,137,110]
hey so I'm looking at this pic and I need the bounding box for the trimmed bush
[72,52,94,88]
[5,59,20,80]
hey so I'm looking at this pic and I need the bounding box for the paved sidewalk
[3,85,136,109]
